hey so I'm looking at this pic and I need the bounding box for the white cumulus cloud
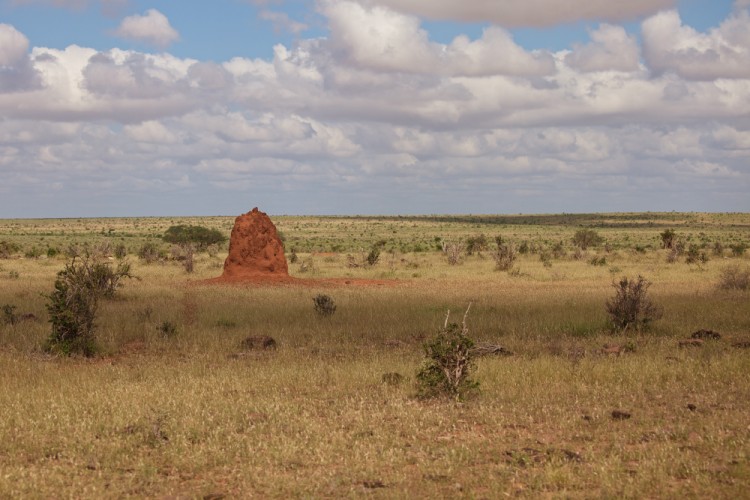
[642,9,750,80]
[0,24,30,66]
[113,9,179,48]
[565,24,641,73]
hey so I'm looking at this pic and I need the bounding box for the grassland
[0,212,749,498]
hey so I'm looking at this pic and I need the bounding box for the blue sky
[0,0,749,216]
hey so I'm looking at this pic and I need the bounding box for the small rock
[611,410,632,420]
[679,339,703,348]
[240,335,277,350]
[687,403,697,411]
[691,329,721,340]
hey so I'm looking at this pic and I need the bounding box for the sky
[0,0,749,217]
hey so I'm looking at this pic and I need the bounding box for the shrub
[685,244,709,265]
[45,258,100,356]
[518,241,529,254]
[718,264,750,290]
[466,234,488,256]
[289,249,298,264]
[366,245,381,266]
[162,225,226,250]
[45,255,134,356]
[157,321,178,338]
[0,240,20,259]
[114,243,127,259]
[184,248,195,273]
[88,260,134,299]
[712,242,724,256]
[492,243,517,271]
[589,256,607,266]
[444,242,463,265]
[2,304,18,325]
[572,229,604,250]
[138,242,160,263]
[313,294,336,317]
[416,306,478,400]
[660,229,676,249]
[605,275,663,332]
[730,243,747,257]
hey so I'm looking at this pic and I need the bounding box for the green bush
[466,234,488,256]
[660,229,676,249]
[572,229,604,250]
[162,225,226,250]
[730,243,747,257]
[45,255,134,356]
[416,306,478,400]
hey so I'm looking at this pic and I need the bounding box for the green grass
[0,213,749,497]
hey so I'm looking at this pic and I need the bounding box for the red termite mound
[219,207,289,281]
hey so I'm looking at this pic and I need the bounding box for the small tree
[416,305,478,400]
[660,229,677,249]
[606,275,663,332]
[162,225,226,251]
[466,234,488,256]
[573,229,604,250]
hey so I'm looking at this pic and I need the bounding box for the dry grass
[0,213,749,497]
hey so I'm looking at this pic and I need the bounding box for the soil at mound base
[219,207,289,280]
[205,207,397,288]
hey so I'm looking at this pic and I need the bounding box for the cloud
[0,24,30,66]
[321,1,554,76]
[363,0,675,27]
[113,9,179,48]
[0,24,43,93]
[259,10,309,35]
[2,3,750,215]
[642,9,750,80]
[565,24,640,73]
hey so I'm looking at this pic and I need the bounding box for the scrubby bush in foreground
[606,275,663,333]
[416,306,478,400]
[45,255,133,356]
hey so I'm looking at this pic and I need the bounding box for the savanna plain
[0,212,749,498]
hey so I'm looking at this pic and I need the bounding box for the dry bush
[313,294,336,317]
[606,275,663,332]
[718,264,750,290]
[492,243,517,271]
[443,242,463,265]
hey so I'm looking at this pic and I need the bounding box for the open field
[1,213,749,498]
